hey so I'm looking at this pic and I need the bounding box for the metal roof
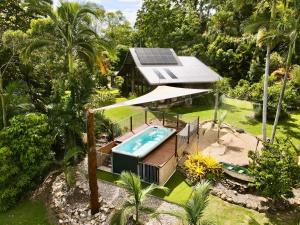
[118,48,221,85]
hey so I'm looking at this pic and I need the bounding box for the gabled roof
[118,48,222,85]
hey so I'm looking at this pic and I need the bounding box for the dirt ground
[186,122,263,166]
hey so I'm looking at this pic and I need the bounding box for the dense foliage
[0,0,125,210]
[135,0,300,118]
[249,139,300,200]
[0,113,54,212]
[229,75,299,119]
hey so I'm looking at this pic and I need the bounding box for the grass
[103,96,300,145]
[104,97,145,122]
[97,170,300,225]
[0,200,51,225]
[170,98,300,146]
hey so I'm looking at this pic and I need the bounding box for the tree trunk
[270,45,293,143]
[213,90,219,124]
[87,109,99,214]
[262,44,271,142]
[0,75,7,127]
[135,205,139,225]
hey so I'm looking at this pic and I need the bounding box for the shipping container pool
[112,125,176,179]
[112,125,176,158]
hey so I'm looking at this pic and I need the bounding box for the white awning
[93,86,210,112]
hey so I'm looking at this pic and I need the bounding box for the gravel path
[98,180,183,225]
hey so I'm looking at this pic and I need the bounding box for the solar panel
[153,69,165,79]
[164,68,178,79]
[135,48,178,65]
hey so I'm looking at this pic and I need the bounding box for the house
[118,48,221,96]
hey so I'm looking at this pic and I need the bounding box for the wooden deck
[142,134,177,168]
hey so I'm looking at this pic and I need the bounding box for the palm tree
[246,0,279,142]
[23,1,112,109]
[22,1,113,215]
[270,0,300,143]
[168,181,212,225]
[110,171,168,225]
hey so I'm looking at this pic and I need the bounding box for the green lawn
[170,98,300,145]
[105,98,300,145]
[103,96,300,146]
[104,97,145,122]
[0,200,51,225]
[97,170,300,225]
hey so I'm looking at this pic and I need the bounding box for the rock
[227,197,233,203]
[100,214,106,222]
[221,194,226,200]
[236,128,245,133]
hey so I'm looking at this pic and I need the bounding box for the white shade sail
[93,86,211,112]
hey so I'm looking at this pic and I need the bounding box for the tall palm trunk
[0,75,7,127]
[213,90,219,124]
[270,44,293,143]
[262,44,271,141]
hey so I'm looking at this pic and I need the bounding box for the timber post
[175,135,178,157]
[197,116,200,135]
[130,116,133,132]
[111,123,114,141]
[162,112,165,126]
[176,114,179,130]
[187,124,190,144]
[145,110,147,124]
[86,109,99,215]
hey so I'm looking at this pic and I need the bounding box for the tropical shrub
[87,89,116,109]
[94,112,121,141]
[229,75,299,120]
[114,76,124,89]
[0,113,54,211]
[184,153,222,184]
[248,138,300,200]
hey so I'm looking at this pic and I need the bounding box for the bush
[114,76,124,89]
[86,89,116,108]
[0,113,54,212]
[229,75,299,120]
[248,139,300,200]
[94,112,121,141]
[184,153,222,184]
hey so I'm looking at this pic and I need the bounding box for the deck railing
[176,117,199,158]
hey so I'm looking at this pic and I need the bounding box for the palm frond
[22,39,54,63]
[116,171,142,195]
[140,183,169,203]
[110,204,134,225]
[185,181,211,225]
[242,216,262,225]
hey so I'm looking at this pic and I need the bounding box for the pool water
[112,126,176,158]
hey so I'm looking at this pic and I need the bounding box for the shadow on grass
[152,172,189,200]
[266,208,300,225]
